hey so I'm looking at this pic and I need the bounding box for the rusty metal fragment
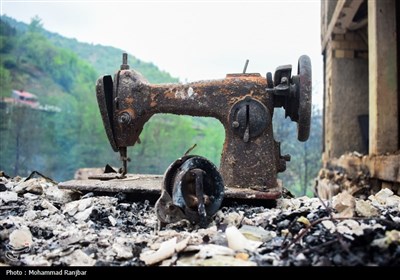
[156,155,224,227]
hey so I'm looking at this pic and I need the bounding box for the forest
[0,16,322,196]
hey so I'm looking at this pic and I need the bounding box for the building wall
[323,29,369,161]
[320,0,399,189]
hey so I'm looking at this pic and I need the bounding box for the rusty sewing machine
[92,53,311,226]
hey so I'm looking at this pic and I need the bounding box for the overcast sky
[1,0,323,106]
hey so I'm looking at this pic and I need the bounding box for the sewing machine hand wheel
[272,55,312,142]
[296,55,312,141]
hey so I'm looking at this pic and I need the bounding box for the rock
[22,255,51,266]
[386,195,400,208]
[23,210,38,221]
[225,226,262,251]
[140,237,177,265]
[108,215,117,227]
[239,225,276,242]
[332,191,355,218]
[223,212,244,227]
[371,188,394,205]
[9,228,33,250]
[64,200,80,216]
[60,232,84,246]
[14,179,44,194]
[182,255,257,266]
[386,230,400,244]
[321,220,336,233]
[23,193,39,200]
[77,198,93,212]
[44,187,76,204]
[279,198,301,210]
[112,243,133,260]
[0,191,18,203]
[41,210,50,217]
[337,219,363,236]
[74,207,93,221]
[315,178,340,200]
[355,199,379,217]
[41,199,58,213]
[194,244,235,259]
[61,249,96,266]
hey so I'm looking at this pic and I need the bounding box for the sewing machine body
[96,54,312,200]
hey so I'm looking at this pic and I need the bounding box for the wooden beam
[321,0,364,52]
[368,0,399,155]
[321,0,346,52]
[332,0,364,33]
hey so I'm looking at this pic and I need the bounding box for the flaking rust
[86,54,313,225]
[96,54,312,198]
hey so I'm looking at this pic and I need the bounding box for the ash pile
[0,173,399,266]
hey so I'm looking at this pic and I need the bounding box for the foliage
[274,106,322,196]
[0,16,322,196]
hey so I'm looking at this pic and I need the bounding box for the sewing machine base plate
[59,174,282,205]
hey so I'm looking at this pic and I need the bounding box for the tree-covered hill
[1,15,178,83]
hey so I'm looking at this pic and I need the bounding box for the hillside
[1,15,178,83]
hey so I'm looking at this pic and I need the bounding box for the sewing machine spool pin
[96,53,312,199]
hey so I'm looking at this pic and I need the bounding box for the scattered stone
[332,191,355,218]
[355,199,379,217]
[77,198,93,211]
[41,199,58,213]
[239,225,276,242]
[0,191,18,203]
[61,249,96,266]
[22,255,51,266]
[194,244,235,259]
[44,187,76,204]
[14,179,43,194]
[23,193,39,200]
[108,215,117,226]
[74,207,93,221]
[183,255,257,266]
[112,243,133,260]
[0,173,399,267]
[372,188,394,204]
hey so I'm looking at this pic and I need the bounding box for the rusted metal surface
[156,155,224,227]
[95,54,312,198]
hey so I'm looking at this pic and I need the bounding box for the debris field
[0,174,399,266]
